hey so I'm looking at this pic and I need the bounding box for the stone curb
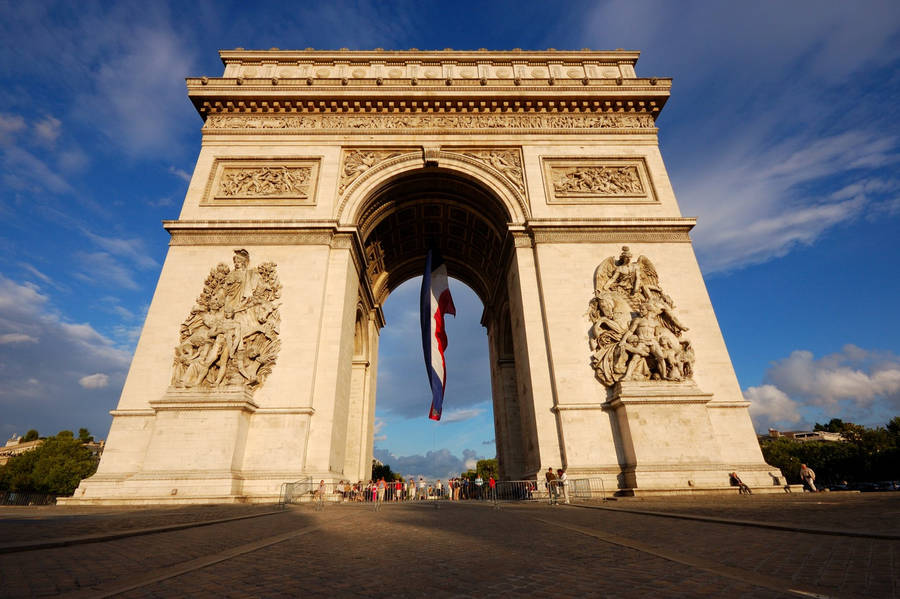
[0,508,285,554]
[570,502,900,540]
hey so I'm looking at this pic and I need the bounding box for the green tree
[78,428,94,443]
[0,432,98,495]
[476,458,498,480]
[371,460,400,481]
[21,430,39,442]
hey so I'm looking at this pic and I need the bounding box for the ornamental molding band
[170,249,282,394]
[588,246,694,386]
[204,112,655,133]
[202,158,320,206]
[543,158,655,204]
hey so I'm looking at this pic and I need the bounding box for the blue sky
[1,1,899,478]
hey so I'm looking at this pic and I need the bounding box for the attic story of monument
[65,49,783,505]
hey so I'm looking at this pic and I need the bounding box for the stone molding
[202,112,656,134]
[541,157,658,204]
[530,226,692,243]
[201,157,320,206]
[151,387,259,412]
[608,381,712,407]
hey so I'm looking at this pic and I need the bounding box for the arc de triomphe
[69,49,781,504]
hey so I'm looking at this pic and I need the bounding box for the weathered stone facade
[67,49,781,504]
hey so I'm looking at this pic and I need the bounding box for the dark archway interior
[357,169,512,305]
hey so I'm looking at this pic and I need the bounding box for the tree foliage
[476,458,498,480]
[21,429,39,442]
[0,432,99,495]
[371,460,400,481]
[761,418,900,484]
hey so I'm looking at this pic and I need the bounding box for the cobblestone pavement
[0,494,896,598]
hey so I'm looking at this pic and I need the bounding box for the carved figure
[588,247,695,385]
[552,165,643,196]
[171,250,281,393]
[220,166,310,198]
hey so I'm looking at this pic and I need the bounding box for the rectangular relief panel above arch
[201,156,321,206]
[541,157,659,205]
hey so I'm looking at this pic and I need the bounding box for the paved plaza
[0,494,898,598]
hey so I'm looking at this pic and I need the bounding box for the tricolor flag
[420,248,456,421]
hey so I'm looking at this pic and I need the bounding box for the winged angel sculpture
[171,249,281,393]
[588,246,694,386]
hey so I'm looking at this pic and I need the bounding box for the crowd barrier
[0,491,57,506]
[279,478,608,507]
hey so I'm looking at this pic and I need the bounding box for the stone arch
[337,150,530,228]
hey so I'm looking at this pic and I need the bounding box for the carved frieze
[339,149,409,195]
[205,112,655,133]
[171,250,282,395]
[457,149,526,195]
[219,166,311,198]
[203,158,320,206]
[543,158,655,204]
[588,246,694,387]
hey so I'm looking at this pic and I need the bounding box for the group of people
[544,467,570,505]
[321,476,507,503]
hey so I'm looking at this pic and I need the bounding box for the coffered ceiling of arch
[359,172,511,304]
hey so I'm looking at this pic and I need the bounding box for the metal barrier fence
[0,491,57,506]
[279,478,608,506]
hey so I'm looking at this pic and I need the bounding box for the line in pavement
[61,524,320,598]
[530,516,835,599]
[569,503,900,540]
[0,509,285,554]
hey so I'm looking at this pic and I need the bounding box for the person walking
[800,464,818,492]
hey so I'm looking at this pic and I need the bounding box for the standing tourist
[557,468,570,504]
[474,474,484,500]
[545,467,559,504]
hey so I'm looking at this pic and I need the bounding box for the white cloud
[168,165,191,182]
[82,232,158,270]
[79,373,109,389]
[74,252,140,290]
[0,333,38,344]
[0,273,131,435]
[33,115,61,145]
[766,347,900,411]
[744,384,802,430]
[373,447,483,480]
[441,408,484,423]
[746,345,900,431]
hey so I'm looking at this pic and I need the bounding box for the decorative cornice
[164,220,340,246]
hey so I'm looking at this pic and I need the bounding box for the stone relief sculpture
[219,166,311,198]
[339,150,407,194]
[461,150,525,194]
[171,250,281,393]
[588,246,694,386]
[552,165,643,196]
[205,112,655,132]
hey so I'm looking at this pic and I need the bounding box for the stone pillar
[505,235,563,477]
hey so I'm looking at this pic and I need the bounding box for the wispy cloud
[441,408,484,423]
[79,373,109,389]
[373,447,483,480]
[168,165,191,183]
[0,333,38,344]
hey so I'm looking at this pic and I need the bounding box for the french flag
[420,248,456,421]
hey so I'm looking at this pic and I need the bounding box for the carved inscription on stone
[588,246,694,386]
[171,250,281,394]
[204,158,319,206]
[339,149,408,195]
[458,149,525,194]
[219,166,311,199]
[544,159,654,203]
[205,112,655,132]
